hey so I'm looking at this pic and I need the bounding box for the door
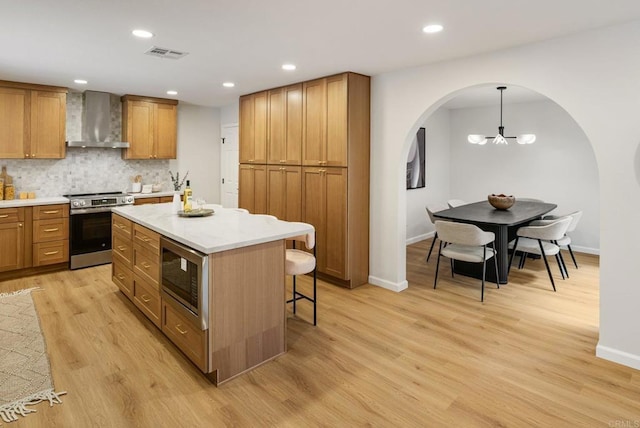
[221,124,239,208]
[124,100,154,159]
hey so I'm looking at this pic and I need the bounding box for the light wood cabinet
[302,167,347,279]
[133,196,175,205]
[0,208,26,272]
[267,84,303,165]
[266,165,301,222]
[112,213,162,327]
[162,299,207,371]
[32,204,68,267]
[0,81,67,159]
[302,74,349,166]
[239,72,370,288]
[112,214,134,297]
[239,91,267,164]
[121,95,178,160]
[238,163,267,214]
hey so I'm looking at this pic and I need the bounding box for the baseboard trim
[406,232,434,246]
[572,245,600,256]
[596,344,640,370]
[368,276,408,292]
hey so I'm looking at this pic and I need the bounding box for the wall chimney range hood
[66,91,129,148]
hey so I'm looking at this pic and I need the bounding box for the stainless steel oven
[66,192,134,269]
[160,237,209,330]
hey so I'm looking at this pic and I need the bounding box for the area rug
[0,288,66,423]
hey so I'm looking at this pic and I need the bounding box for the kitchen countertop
[112,203,313,254]
[0,196,69,208]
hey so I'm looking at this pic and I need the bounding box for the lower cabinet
[0,208,26,272]
[238,163,267,213]
[133,273,161,328]
[162,299,207,372]
[0,204,69,274]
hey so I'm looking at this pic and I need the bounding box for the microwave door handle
[201,256,209,331]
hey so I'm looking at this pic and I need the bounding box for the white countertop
[0,196,69,208]
[112,203,314,254]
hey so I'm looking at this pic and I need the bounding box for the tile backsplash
[1,92,172,197]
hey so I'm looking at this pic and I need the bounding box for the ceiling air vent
[144,46,189,60]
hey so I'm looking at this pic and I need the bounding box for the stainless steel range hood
[66,91,129,148]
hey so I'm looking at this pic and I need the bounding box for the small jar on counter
[4,184,14,200]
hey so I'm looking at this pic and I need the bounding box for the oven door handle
[69,206,115,215]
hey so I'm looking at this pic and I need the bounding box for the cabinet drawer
[133,274,161,327]
[134,197,159,205]
[112,214,133,239]
[133,243,159,286]
[33,218,69,243]
[133,223,160,254]
[33,204,68,220]
[112,233,133,268]
[0,207,23,223]
[33,240,68,266]
[162,300,207,371]
[112,262,133,300]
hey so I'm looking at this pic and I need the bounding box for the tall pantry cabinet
[239,72,370,288]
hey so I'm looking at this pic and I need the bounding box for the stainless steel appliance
[160,237,209,330]
[65,191,135,269]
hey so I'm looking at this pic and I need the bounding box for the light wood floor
[1,241,639,427]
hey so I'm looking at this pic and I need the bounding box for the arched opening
[399,83,599,297]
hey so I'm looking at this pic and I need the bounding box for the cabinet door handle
[44,228,59,232]
[117,273,125,280]
[25,154,30,158]
[140,295,151,303]
[43,210,59,214]
[44,250,59,256]
[117,245,127,251]
[141,236,150,242]
[141,262,151,269]
[175,324,188,335]
[0,214,8,218]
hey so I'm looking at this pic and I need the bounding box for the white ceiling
[3,1,640,108]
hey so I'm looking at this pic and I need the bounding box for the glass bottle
[183,180,193,212]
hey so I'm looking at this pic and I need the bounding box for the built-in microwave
[160,237,209,330]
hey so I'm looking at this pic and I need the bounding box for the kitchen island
[111,203,313,385]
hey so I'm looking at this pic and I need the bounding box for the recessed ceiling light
[282,64,296,71]
[222,82,235,88]
[74,79,88,84]
[132,29,154,38]
[422,24,443,34]
[166,90,178,96]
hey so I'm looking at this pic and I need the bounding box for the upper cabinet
[303,74,349,167]
[239,91,267,164]
[267,84,303,165]
[0,81,67,159]
[121,95,178,160]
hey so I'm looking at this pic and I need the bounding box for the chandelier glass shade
[467,86,536,145]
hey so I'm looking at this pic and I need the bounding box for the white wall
[171,104,221,203]
[449,100,599,252]
[370,20,640,370]
[220,101,239,126]
[406,108,450,243]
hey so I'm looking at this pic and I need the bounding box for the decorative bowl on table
[488,194,515,210]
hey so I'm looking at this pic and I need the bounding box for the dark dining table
[432,200,557,284]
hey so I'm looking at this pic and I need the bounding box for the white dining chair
[447,199,467,208]
[285,230,317,325]
[433,221,499,302]
[508,216,572,291]
[542,210,583,268]
[425,202,449,262]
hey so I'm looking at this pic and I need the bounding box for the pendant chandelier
[467,86,536,145]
